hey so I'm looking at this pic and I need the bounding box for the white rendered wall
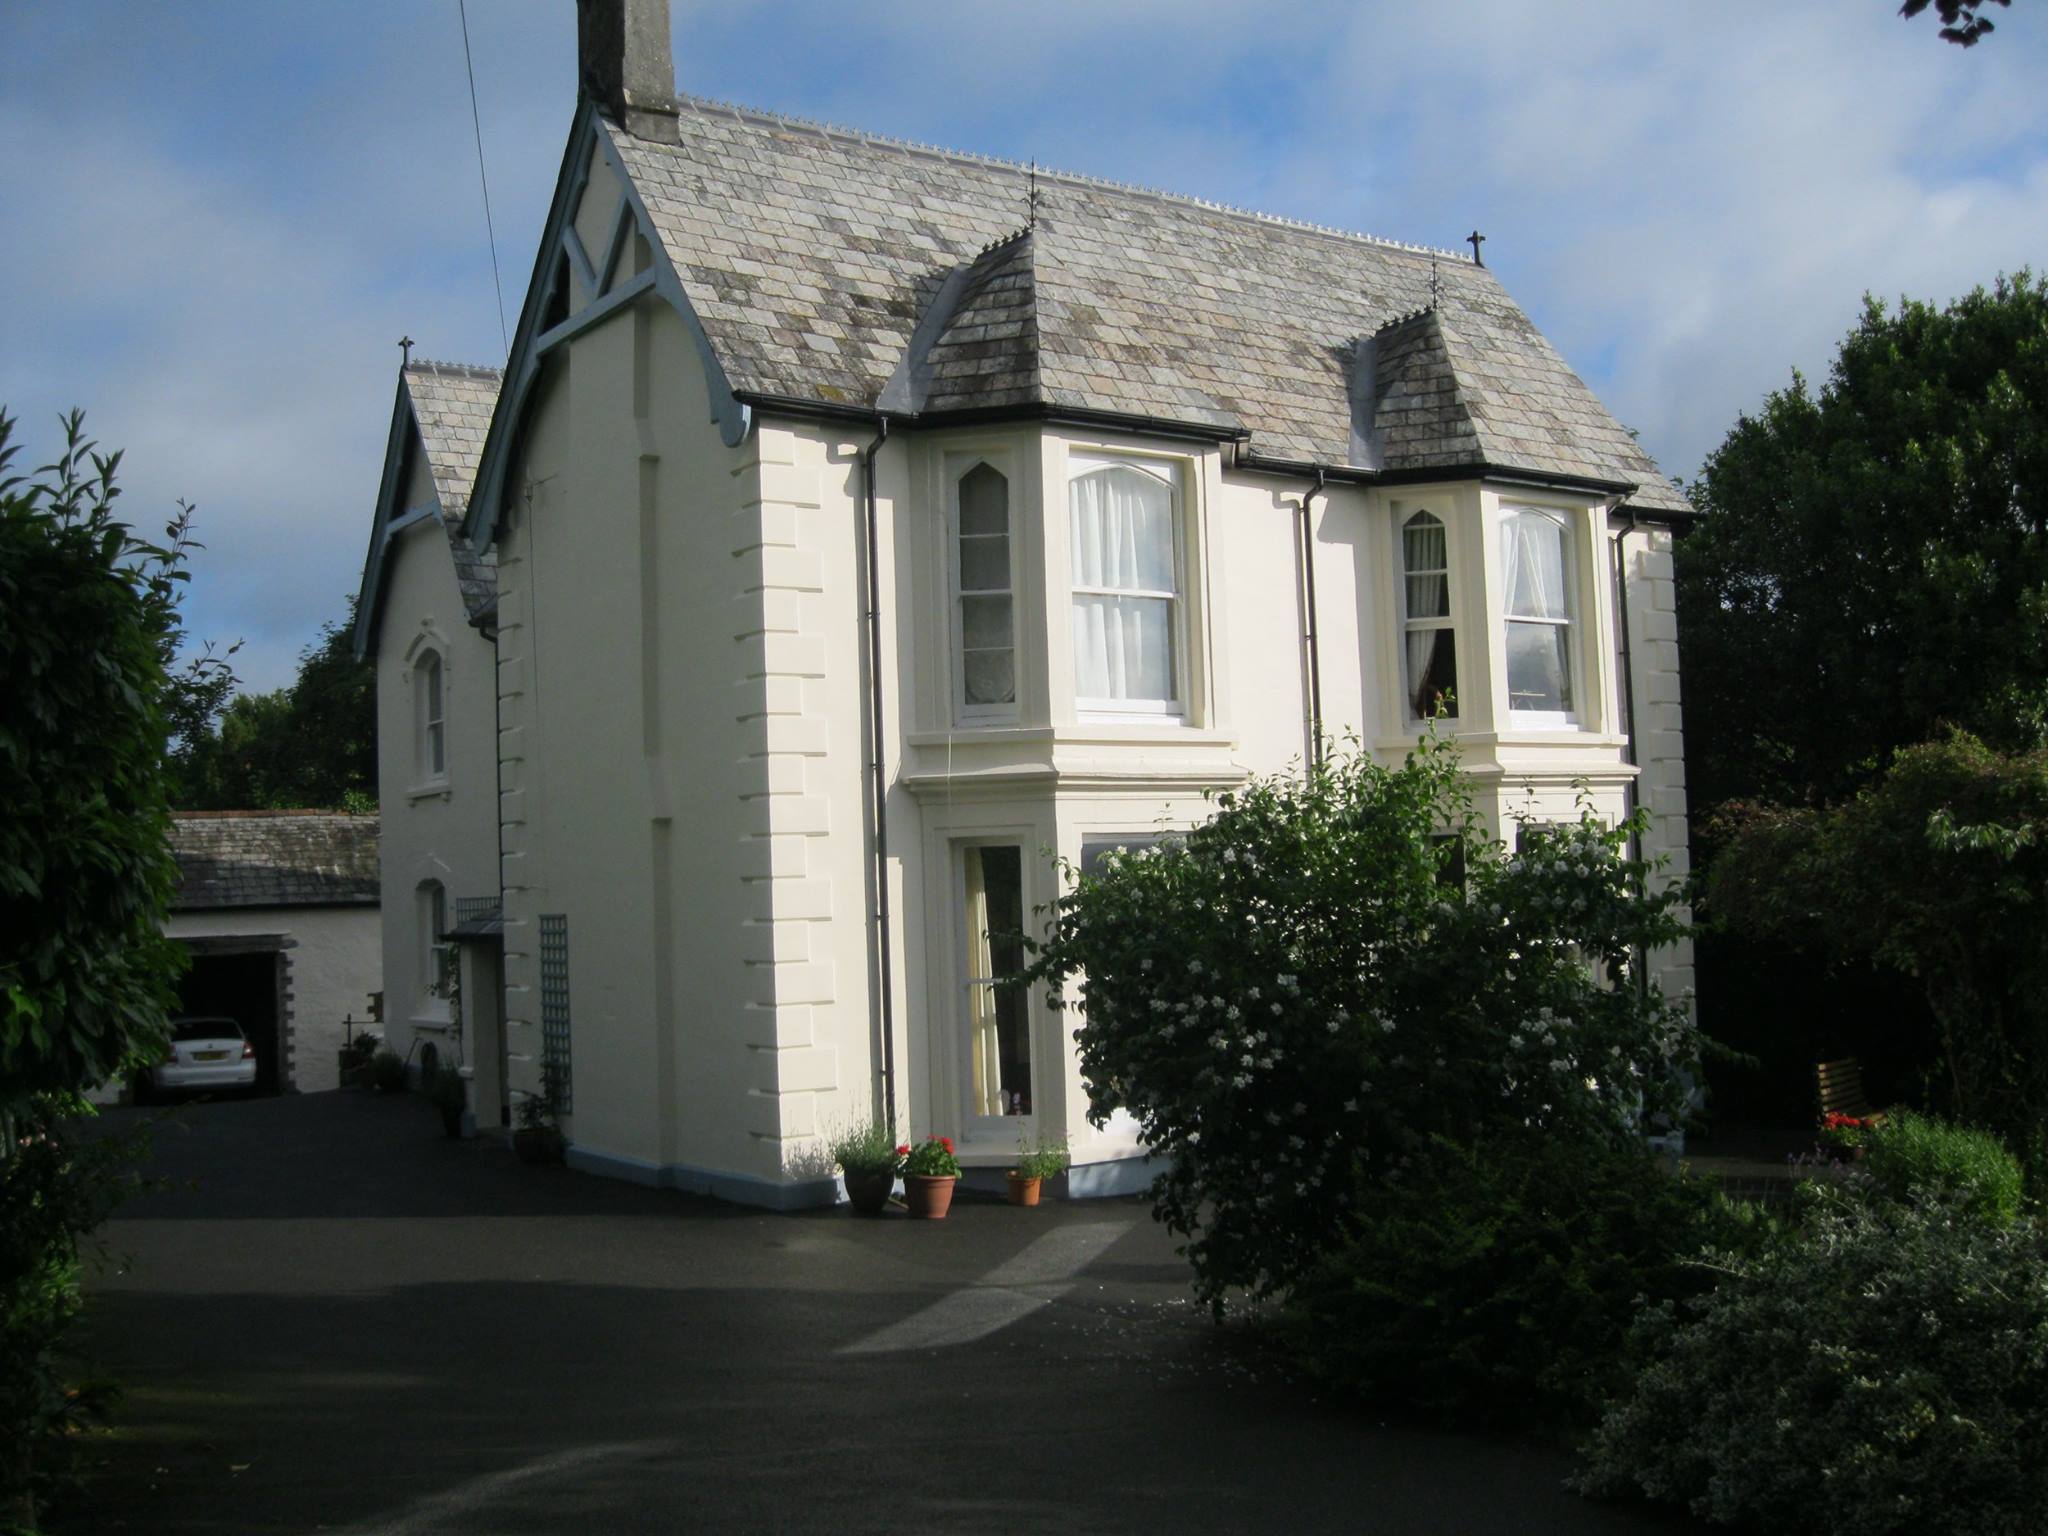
[372,446,500,1076]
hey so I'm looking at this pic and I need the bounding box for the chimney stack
[577,0,680,145]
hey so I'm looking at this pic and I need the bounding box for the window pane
[1506,621,1574,713]
[1501,512,1570,620]
[1072,593,1174,702]
[965,845,1030,1117]
[1405,572,1450,619]
[959,463,1008,537]
[959,535,1009,592]
[961,594,1012,651]
[963,648,1015,707]
[1405,627,1457,718]
[1403,514,1447,574]
[1071,466,1175,592]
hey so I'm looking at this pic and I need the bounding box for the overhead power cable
[457,0,510,359]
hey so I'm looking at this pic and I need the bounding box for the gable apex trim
[352,374,426,662]
[465,104,752,551]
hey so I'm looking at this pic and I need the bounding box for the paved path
[79,1092,1699,1535]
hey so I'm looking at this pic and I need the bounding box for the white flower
[1379,1018,1397,1035]
[1223,847,1238,864]
[1140,958,1153,972]
[1270,1002,1283,1016]
[1225,1005,1241,1021]
[1188,959,1204,976]
[1265,1111,1282,1127]
[1292,1101,1307,1116]
[1248,987,1261,1001]
[1343,1098,1358,1113]
[1326,1020,1341,1035]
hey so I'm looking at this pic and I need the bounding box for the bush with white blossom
[1018,734,1699,1307]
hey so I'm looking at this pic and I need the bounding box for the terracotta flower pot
[904,1173,956,1219]
[1006,1172,1041,1207]
[843,1168,895,1214]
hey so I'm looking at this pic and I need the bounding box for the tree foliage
[1706,732,2048,1164]
[1900,0,2010,47]
[168,601,376,811]
[1018,736,1699,1307]
[1676,272,2048,813]
[0,410,192,1114]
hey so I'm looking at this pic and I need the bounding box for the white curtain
[1071,467,1175,703]
[965,850,1004,1118]
[1500,512,1568,620]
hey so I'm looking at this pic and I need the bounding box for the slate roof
[612,99,1690,514]
[403,361,502,620]
[170,813,380,912]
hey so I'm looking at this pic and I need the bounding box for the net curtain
[1070,464,1177,704]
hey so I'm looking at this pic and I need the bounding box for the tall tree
[1676,271,2048,814]
[169,602,376,811]
[1900,0,2010,47]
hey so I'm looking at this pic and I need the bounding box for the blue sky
[3,1,2043,694]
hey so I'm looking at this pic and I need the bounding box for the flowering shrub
[901,1135,960,1178]
[1577,1181,2048,1534]
[1019,735,1699,1306]
[1818,1110,1872,1152]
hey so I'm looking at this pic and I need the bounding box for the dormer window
[953,462,1016,718]
[1501,508,1577,723]
[416,651,446,781]
[1400,511,1457,720]
[1070,456,1182,715]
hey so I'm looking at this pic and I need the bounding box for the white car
[142,1015,258,1098]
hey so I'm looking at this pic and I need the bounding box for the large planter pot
[904,1174,956,1220]
[1006,1173,1041,1207]
[843,1169,895,1215]
[513,1126,565,1166]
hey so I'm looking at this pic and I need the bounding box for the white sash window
[1500,508,1577,724]
[1400,511,1458,719]
[1069,457,1182,715]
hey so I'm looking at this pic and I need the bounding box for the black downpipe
[1297,469,1328,768]
[860,420,898,1133]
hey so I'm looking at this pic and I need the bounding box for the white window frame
[1397,509,1458,722]
[957,840,1036,1131]
[948,457,1020,725]
[415,650,447,783]
[1068,453,1187,720]
[1499,506,1580,729]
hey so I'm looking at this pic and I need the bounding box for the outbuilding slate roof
[403,360,502,620]
[612,99,1690,514]
[170,812,380,911]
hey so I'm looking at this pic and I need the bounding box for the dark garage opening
[174,940,292,1094]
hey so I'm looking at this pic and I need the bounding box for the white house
[364,0,1695,1205]
[353,360,507,1120]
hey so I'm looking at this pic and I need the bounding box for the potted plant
[1008,1132,1069,1206]
[1819,1110,1873,1160]
[369,1049,408,1094]
[338,1028,379,1088]
[830,1115,902,1215]
[513,1060,567,1165]
[901,1134,961,1219]
[427,1067,467,1139]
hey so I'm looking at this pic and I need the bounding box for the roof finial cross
[1429,255,1442,307]
[1027,160,1038,231]
[1466,229,1486,267]
[399,334,415,367]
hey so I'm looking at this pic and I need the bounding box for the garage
[173,935,293,1095]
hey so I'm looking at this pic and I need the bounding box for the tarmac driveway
[79,1092,1700,1535]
